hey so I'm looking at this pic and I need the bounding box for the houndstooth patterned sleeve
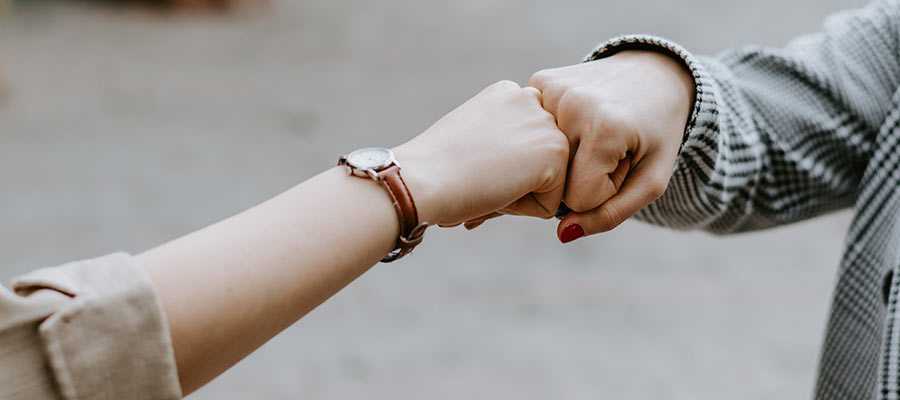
[585,0,900,234]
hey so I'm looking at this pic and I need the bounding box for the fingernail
[559,224,585,244]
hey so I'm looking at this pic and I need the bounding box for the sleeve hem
[13,253,183,400]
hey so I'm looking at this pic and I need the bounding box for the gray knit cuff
[583,35,717,152]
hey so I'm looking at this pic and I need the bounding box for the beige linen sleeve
[0,253,182,400]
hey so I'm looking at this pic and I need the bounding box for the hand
[528,50,695,242]
[393,81,569,227]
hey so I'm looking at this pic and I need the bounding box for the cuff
[11,253,182,400]
[583,35,718,152]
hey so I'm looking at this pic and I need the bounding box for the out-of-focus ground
[0,1,869,399]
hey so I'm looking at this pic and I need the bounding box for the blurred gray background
[0,0,868,399]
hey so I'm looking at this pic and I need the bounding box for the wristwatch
[338,147,428,262]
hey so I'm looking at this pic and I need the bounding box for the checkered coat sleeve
[588,2,900,399]
[586,0,900,234]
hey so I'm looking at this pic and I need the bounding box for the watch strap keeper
[376,165,427,262]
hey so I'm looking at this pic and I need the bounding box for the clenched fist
[394,81,570,228]
[529,50,695,242]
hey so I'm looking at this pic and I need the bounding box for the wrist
[588,35,702,149]
[615,50,696,145]
[619,50,695,103]
[391,144,441,225]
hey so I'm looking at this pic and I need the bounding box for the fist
[528,50,695,242]
[394,81,570,227]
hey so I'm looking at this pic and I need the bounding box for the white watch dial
[346,147,395,171]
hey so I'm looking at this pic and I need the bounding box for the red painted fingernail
[559,224,585,244]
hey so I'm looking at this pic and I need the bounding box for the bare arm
[138,81,570,394]
[140,167,399,394]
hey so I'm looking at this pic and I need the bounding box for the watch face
[346,147,394,171]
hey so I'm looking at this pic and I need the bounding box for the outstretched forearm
[140,167,399,394]
[135,80,570,395]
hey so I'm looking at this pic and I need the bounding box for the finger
[464,212,503,230]
[522,86,542,99]
[556,153,671,241]
[555,158,629,220]
[531,176,566,219]
[563,137,630,212]
[483,80,522,96]
[464,212,502,225]
[609,158,631,192]
[528,69,566,115]
[464,220,485,230]
[520,86,549,116]
[502,193,556,218]
[502,153,567,219]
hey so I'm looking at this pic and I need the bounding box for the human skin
[138,81,569,394]
[527,50,695,242]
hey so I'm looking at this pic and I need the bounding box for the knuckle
[556,87,603,132]
[556,87,592,135]
[563,192,592,213]
[558,86,594,110]
[518,86,543,106]
[552,138,570,161]
[522,86,542,99]
[596,206,623,233]
[561,88,628,128]
[534,107,557,125]
[542,129,570,156]
[590,104,629,136]
[491,80,521,92]
[539,154,568,188]
[528,69,556,88]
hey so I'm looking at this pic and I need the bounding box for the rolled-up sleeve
[0,253,182,400]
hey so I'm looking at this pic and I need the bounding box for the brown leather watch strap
[376,165,427,262]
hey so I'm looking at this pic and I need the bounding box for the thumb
[556,154,670,243]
